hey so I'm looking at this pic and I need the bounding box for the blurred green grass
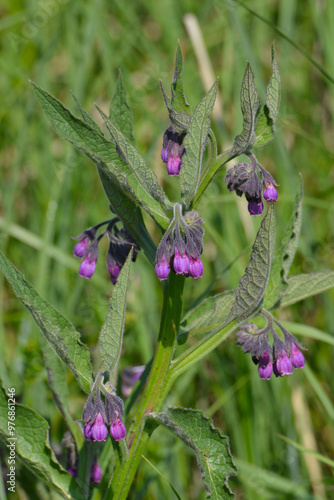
[1,0,334,498]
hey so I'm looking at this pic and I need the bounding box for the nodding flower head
[74,218,140,284]
[79,242,99,279]
[155,205,204,280]
[161,126,185,176]
[106,227,140,286]
[225,156,278,215]
[82,375,126,443]
[237,314,305,380]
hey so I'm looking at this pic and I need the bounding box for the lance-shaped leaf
[171,42,192,115]
[271,271,334,309]
[0,385,85,499]
[229,63,260,158]
[109,70,136,145]
[96,106,170,213]
[0,252,93,393]
[178,291,235,343]
[31,82,170,229]
[148,408,237,499]
[71,92,101,132]
[228,204,276,320]
[253,44,281,148]
[180,80,218,206]
[98,168,157,265]
[160,81,191,133]
[264,178,303,309]
[98,250,132,375]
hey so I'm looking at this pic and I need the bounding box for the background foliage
[1,0,334,498]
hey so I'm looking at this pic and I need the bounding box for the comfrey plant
[1,43,334,499]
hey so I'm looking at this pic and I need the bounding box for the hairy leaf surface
[148,408,237,499]
[31,82,170,229]
[229,204,275,319]
[0,386,84,499]
[171,42,192,115]
[179,291,235,341]
[98,251,132,375]
[0,252,93,393]
[109,70,136,145]
[254,44,281,148]
[273,271,334,309]
[180,80,218,206]
[264,178,303,309]
[229,63,260,158]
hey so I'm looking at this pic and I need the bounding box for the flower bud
[155,255,170,280]
[173,247,190,275]
[263,182,278,202]
[248,200,264,216]
[91,413,108,442]
[290,343,305,368]
[189,256,203,279]
[74,237,90,258]
[79,253,98,279]
[110,413,127,441]
[258,351,273,380]
[166,148,181,176]
[274,350,293,377]
[83,422,93,440]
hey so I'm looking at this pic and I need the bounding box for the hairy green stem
[107,273,185,499]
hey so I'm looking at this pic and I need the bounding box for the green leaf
[41,337,84,448]
[109,70,136,145]
[31,82,170,230]
[180,80,218,207]
[98,169,157,264]
[160,80,191,133]
[148,408,237,499]
[272,271,334,309]
[265,44,281,123]
[253,43,281,148]
[264,178,303,309]
[0,252,93,393]
[178,291,235,342]
[229,63,260,158]
[96,105,171,219]
[70,92,101,132]
[0,385,85,499]
[98,250,132,375]
[229,204,276,320]
[171,42,192,115]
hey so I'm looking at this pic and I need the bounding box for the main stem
[108,273,185,499]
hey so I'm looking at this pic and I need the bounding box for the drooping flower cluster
[82,376,126,442]
[73,217,139,284]
[155,204,204,280]
[161,125,186,176]
[225,154,278,216]
[237,315,305,380]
